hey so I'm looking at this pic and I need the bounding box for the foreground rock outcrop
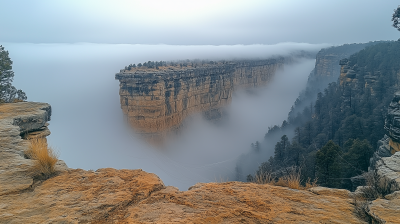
[369,151,400,224]
[365,92,400,223]
[0,102,67,197]
[1,169,365,223]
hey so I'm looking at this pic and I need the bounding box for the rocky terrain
[288,42,383,118]
[310,42,381,87]
[1,102,400,223]
[115,58,287,142]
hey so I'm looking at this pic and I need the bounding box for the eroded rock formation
[307,42,382,91]
[365,92,400,223]
[385,92,400,154]
[0,102,67,196]
[115,59,286,142]
[369,92,400,189]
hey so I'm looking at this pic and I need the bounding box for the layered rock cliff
[369,92,400,187]
[367,93,400,224]
[288,42,383,118]
[115,58,287,142]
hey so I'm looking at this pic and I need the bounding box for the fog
[6,43,315,190]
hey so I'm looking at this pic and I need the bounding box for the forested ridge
[247,41,400,190]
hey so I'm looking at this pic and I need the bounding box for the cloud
[0,0,398,44]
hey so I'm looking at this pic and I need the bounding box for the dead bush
[25,138,58,179]
[254,166,317,190]
[358,171,398,201]
[351,171,397,223]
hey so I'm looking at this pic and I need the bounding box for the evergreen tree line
[123,59,233,71]
[249,41,400,190]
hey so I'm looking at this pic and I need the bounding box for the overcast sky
[1,0,399,45]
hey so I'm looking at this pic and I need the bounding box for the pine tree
[0,45,26,103]
[316,140,342,187]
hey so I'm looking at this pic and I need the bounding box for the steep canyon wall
[115,58,287,141]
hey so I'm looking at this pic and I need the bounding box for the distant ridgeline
[115,54,312,143]
[239,41,400,190]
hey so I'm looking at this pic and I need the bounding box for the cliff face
[339,58,380,94]
[0,102,67,196]
[308,42,382,88]
[338,58,400,169]
[385,92,400,154]
[286,42,380,121]
[115,59,286,142]
[368,93,400,223]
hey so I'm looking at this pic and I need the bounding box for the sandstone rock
[375,151,400,190]
[307,186,351,199]
[368,192,400,224]
[115,59,286,143]
[0,173,368,224]
[385,91,400,153]
[0,102,67,196]
[369,135,392,171]
[0,168,165,223]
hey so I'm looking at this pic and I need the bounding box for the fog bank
[6,43,316,190]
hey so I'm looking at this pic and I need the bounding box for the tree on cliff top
[392,5,400,31]
[0,45,26,103]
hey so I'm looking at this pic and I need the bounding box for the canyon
[115,58,291,142]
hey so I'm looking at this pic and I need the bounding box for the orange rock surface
[1,167,367,224]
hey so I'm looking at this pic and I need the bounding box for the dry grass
[25,138,58,179]
[254,167,317,190]
[254,172,274,185]
[0,102,37,119]
[305,177,318,189]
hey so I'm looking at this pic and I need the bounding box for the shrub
[25,138,58,179]
[253,166,317,190]
[357,171,398,201]
[352,171,398,223]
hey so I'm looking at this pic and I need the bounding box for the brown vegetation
[0,102,39,119]
[25,138,58,179]
[254,167,318,190]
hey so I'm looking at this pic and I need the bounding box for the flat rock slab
[369,191,400,224]
[0,169,366,224]
[0,168,164,223]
